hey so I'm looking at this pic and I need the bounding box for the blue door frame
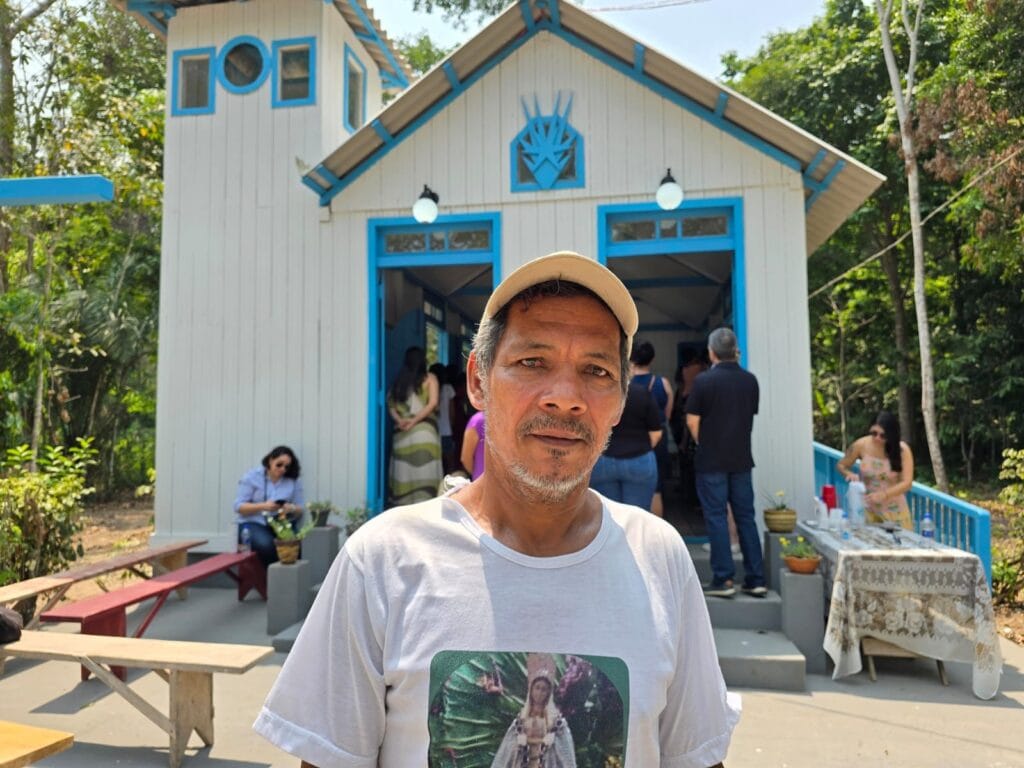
[596,197,747,366]
[366,213,501,513]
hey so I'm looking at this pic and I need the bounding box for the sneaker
[703,581,736,598]
[742,585,768,598]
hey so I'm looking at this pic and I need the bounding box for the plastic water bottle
[920,511,935,539]
[840,508,851,540]
[815,496,829,528]
[846,481,866,527]
[239,526,252,553]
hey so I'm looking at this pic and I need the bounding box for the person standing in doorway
[685,328,766,598]
[628,341,673,518]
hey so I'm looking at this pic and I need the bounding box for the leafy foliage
[395,31,455,77]
[0,438,96,621]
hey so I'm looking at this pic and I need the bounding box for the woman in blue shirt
[234,446,305,566]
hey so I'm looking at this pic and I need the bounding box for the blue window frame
[217,35,271,95]
[367,213,502,513]
[272,37,317,108]
[171,47,216,116]
[343,44,367,133]
[597,198,748,366]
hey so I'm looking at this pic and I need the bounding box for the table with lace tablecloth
[797,521,1002,699]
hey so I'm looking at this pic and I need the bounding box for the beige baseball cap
[482,251,639,345]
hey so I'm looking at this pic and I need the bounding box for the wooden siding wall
[156,28,816,548]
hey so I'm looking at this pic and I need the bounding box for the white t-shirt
[254,494,739,768]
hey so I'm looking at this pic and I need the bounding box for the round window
[222,41,265,89]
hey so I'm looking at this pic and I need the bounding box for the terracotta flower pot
[274,539,300,565]
[764,507,797,533]
[784,555,821,574]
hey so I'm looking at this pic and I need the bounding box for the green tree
[396,31,455,77]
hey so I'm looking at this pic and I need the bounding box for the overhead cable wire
[808,144,1024,299]
[588,0,711,12]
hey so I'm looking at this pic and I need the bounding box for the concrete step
[687,543,747,585]
[704,589,782,630]
[272,620,304,653]
[714,628,806,691]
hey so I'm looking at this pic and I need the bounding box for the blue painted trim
[304,20,805,206]
[803,149,827,181]
[301,176,329,195]
[805,159,845,212]
[0,175,114,206]
[597,197,750,367]
[216,35,271,95]
[546,0,561,27]
[312,163,341,188]
[342,0,409,89]
[343,44,368,132]
[355,31,375,42]
[633,42,645,73]
[519,0,535,30]
[366,212,502,513]
[371,119,392,144]
[549,25,802,172]
[272,37,317,109]
[442,61,460,89]
[715,91,729,117]
[309,28,535,205]
[127,1,174,34]
[170,47,216,117]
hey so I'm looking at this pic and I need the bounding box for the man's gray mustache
[516,415,595,445]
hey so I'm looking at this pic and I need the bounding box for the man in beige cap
[255,252,737,767]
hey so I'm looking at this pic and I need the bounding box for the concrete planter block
[763,531,790,590]
[303,526,340,586]
[267,559,312,636]
[780,570,827,674]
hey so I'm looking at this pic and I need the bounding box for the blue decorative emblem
[511,93,585,192]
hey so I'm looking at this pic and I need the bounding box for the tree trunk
[879,245,914,447]
[0,18,14,294]
[877,0,948,490]
[29,241,53,469]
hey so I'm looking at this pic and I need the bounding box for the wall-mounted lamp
[412,184,440,224]
[655,168,683,211]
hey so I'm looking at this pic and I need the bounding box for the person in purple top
[461,410,487,479]
[234,445,305,566]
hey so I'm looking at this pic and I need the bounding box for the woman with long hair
[837,410,914,530]
[387,346,442,504]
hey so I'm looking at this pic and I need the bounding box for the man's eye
[586,365,611,377]
[520,358,543,368]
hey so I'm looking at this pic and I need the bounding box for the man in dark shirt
[685,327,766,598]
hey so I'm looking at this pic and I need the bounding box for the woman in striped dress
[388,346,442,505]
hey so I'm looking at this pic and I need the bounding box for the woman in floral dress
[837,410,914,530]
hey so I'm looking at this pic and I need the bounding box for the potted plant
[763,490,797,533]
[308,500,337,528]
[266,515,315,564]
[779,535,821,574]
[344,506,369,538]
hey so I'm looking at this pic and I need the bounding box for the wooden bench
[39,551,266,680]
[0,720,73,768]
[1,630,272,768]
[0,539,208,629]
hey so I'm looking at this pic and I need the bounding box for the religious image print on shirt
[428,650,628,767]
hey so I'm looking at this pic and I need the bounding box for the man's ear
[466,352,487,411]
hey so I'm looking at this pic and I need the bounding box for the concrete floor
[1,587,1022,768]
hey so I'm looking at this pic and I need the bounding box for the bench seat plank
[4,629,272,674]
[0,720,74,768]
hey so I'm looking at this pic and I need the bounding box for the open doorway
[367,214,500,512]
[599,199,745,540]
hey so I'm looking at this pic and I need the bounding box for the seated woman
[837,410,914,530]
[234,445,305,566]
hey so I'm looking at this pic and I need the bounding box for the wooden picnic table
[0,720,73,768]
[0,539,207,628]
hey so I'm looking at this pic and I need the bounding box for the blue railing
[813,441,992,583]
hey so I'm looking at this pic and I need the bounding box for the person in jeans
[685,328,766,598]
[589,379,662,511]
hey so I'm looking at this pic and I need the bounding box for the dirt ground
[68,501,1024,643]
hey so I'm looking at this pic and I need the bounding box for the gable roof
[117,0,411,90]
[302,0,885,254]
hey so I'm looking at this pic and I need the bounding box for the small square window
[343,45,367,133]
[172,48,215,116]
[272,38,316,108]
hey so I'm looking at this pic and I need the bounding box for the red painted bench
[40,551,266,680]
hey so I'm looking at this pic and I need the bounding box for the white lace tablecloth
[797,522,1002,699]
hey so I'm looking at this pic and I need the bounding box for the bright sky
[371,0,826,80]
